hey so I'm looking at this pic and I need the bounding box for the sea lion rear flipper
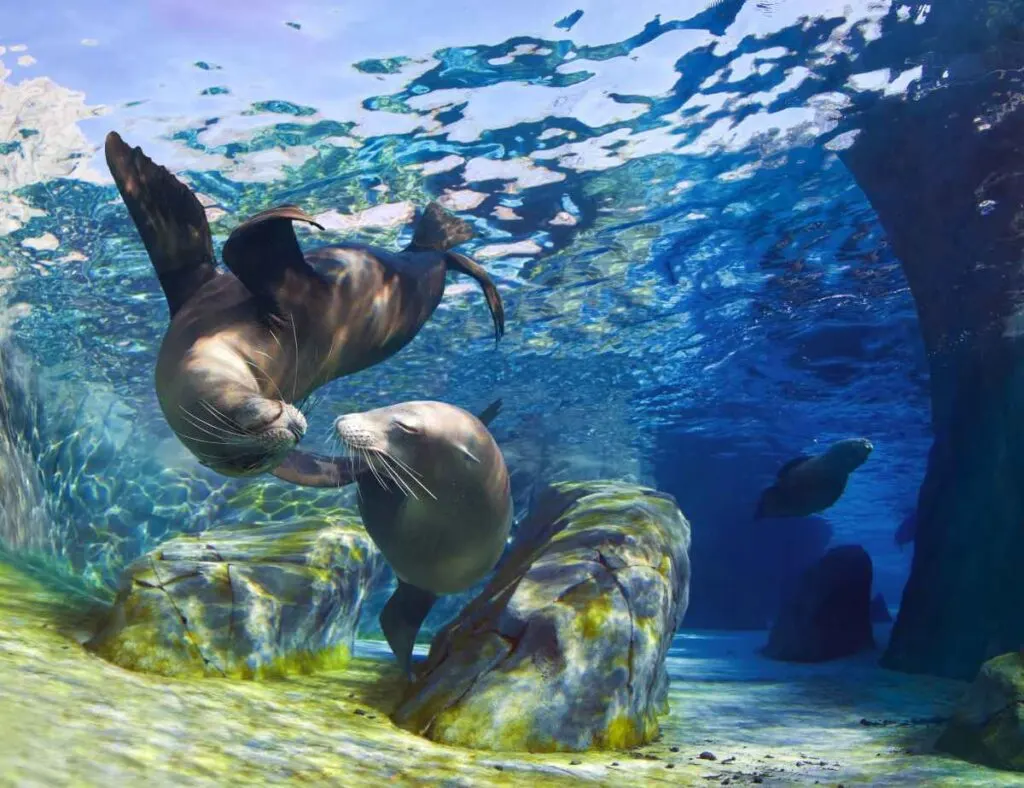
[104,131,217,318]
[445,252,505,343]
[221,205,325,314]
[380,580,437,679]
[270,451,365,488]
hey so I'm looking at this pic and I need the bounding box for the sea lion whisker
[374,451,419,499]
[362,447,391,491]
[377,448,437,500]
[288,312,300,401]
[177,406,249,442]
[178,411,249,442]
[240,358,287,403]
[298,391,324,419]
[196,400,251,437]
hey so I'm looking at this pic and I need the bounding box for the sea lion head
[334,400,503,501]
[158,337,308,477]
[822,437,873,473]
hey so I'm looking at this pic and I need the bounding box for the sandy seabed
[0,563,1019,788]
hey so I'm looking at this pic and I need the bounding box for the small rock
[569,760,581,766]
[87,517,384,678]
[699,751,717,761]
[354,709,366,716]
[669,746,679,753]
[723,756,736,764]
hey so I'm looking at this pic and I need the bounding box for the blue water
[0,2,940,621]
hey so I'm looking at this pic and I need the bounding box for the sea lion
[273,399,512,676]
[104,131,504,477]
[754,438,873,519]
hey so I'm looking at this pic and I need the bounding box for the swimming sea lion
[104,131,504,477]
[754,438,873,519]
[273,399,512,676]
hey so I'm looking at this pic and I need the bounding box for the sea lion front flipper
[476,398,503,427]
[104,131,217,318]
[445,252,505,343]
[776,454,813,478]
[270,451,366,488]
[380,580,437,679]
[221,205,325,314]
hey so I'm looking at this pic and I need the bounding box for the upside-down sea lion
[104,131,504,477]
[754,438,873,519]
[273,399,512,676]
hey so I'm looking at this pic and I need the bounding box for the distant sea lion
[274,399,512,676]
[104,131,504,477]
[754,438,873,519]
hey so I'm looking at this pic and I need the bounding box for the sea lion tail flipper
[380,581,437,679]
[103,131,217,317]
[476,398,503,426]
[270,450,364,488]
[445,251,505,343]
[221,205,325,314]
[410,201,474,251]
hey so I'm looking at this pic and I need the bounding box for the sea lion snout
[828,437,873,470]
[235,399,307,443]
[335,413,379,450]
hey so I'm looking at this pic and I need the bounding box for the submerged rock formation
[840,3,1024,679]
[391,480,692,753]
[936,652,1024,772]
[87,515,384,678]
[870,592,893,624]
[763,545,874,663]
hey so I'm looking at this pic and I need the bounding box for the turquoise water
[0,2,967,624]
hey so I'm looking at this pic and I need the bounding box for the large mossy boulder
[391,480,692,752]
[936,652,1024,771]
[87,515,384,679]
[762,544,875,663]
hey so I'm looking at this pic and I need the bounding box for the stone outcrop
[87,515,384,678]
[763,545,874,663]
[390,480,692,752]
[936,652,1024,772]
[840,2,1024,679]
[870,592,893,624]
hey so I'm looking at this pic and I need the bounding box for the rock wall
[840,3,1024,678]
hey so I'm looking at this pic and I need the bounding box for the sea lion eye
[393,419,420,434]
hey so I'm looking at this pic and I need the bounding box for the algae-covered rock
[763,544,875,663]
[87,515,384,678]
[391,480,692,752]
[936,652,1024,771]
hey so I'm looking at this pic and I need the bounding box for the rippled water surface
[0,0,941,602]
